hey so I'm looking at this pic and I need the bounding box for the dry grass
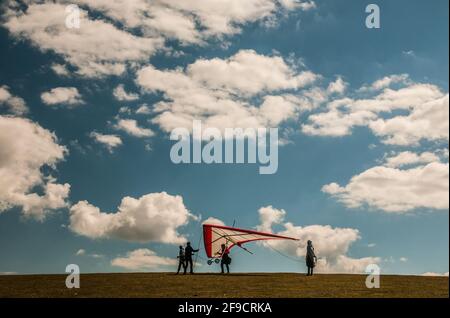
[0,273,447,298]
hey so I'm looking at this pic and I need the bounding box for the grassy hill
[0,273,447,298]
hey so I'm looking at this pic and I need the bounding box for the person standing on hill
[219,243,231,274]
[306,240,317,276]
[176,246,186,274]
[184,242,199,274]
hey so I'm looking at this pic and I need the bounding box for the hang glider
[203,224,298,263]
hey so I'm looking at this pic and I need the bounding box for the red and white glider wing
[203,224,298,258]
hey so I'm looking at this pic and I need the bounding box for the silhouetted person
[184,242,199,274]
[306,240,317,276]
[219,244,231,274]
[176,246,186,274]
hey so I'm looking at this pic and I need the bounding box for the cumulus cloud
[113,84,139,101]
[111,249,177,270]
[370,94,449,146]
[136,50,318,133]
[41,87,84,106]
[202,217,226,226]
[73,0,315,43]
[302,83,448,141]
[360,74,410,91]
[50,63,70,76]
[2,1,315,77]
[257,206,286,232]
[302,103,376,137]
[90,132,122,152]
[384,151,440,168]
[327,76,347,95]
[0,116,70,219]
[3,2,163,77]
[69,192,196,244]
[322,161,449,213]
[0,85,28,115]
[279,0,316,10]
[185,50,317,96]
[114,119,154,138]
[256,206,379,273]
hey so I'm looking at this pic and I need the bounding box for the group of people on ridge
[176,242,232,274]
[176,242,198,275]
[176,240,317,276]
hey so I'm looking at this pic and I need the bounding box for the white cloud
[114,119,154,138]
[50,63,70,76]
[322,162,449,213]
[302,84,447,140]
[113,84,139,101]
[399,257,408,262]
[41,87,84,106]
[118,107,132,115]
[185,50,317,96]
[370,94,449,146]
[75,249,85,256]
[75,0,315,43]
[111,249,177,270]
[302,105,376,137]
[76,248,104,258]
[136,50,318,134]
[257,206,286,232]
[421,272,449,277]
[3,1,315,77]
[0,272,18,275]
[136,104,151,115]
[0,85,28,115]
[256,206,379,273]
[279,0,316,10]
[69,192,196,244]
[327,76,347,95]
[202,217,225,226]
[3,2,163,77]
[384,151,440,168]
[0,116,70,220]
[361,74,410,91]
[90,132,122,152]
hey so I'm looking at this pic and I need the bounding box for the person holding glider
[219,243,231,274]
[176,245,186,275]
[202,223,298,269]
[184,242,199,274]
[306,240,317,276]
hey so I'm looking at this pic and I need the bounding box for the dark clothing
[220,250,231,274]
[184,246,199,274]
[306,245,316,268]
[306,244,316,276]
[184,257,194,274]
[176,250,186,274]
[184,246,199,258]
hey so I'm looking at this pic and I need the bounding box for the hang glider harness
[201,223,300,265]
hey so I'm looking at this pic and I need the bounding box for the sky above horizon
[0,0,448,277]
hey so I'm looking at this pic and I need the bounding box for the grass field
[0,273,447,298]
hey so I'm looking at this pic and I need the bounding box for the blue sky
[0,0,448,276]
